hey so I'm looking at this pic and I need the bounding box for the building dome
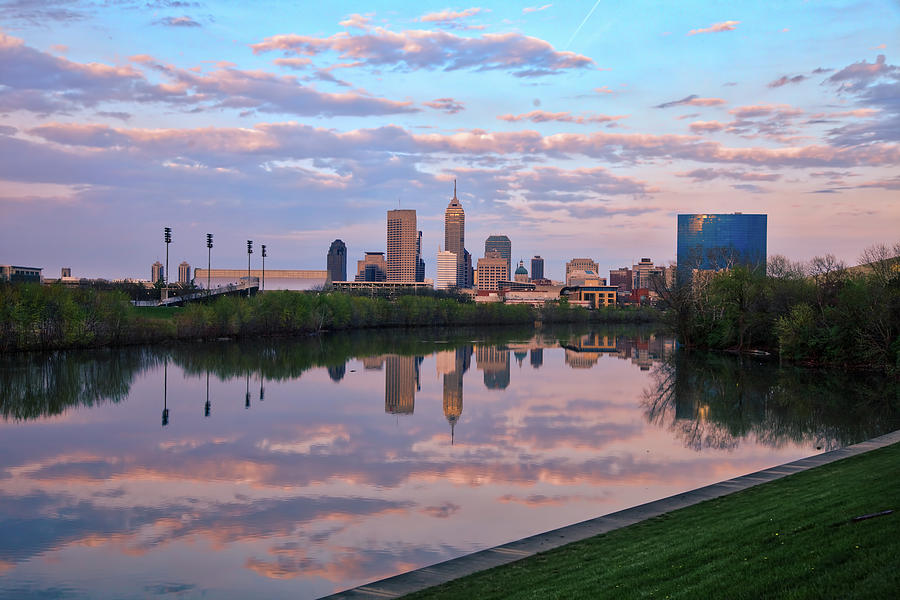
[515,262,528,276]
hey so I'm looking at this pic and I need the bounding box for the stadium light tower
[163,227,172,298]
[246,240,253,297]
[261,244,267,292]
[206,233,213,296]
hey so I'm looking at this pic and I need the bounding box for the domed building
[514,260,529,283]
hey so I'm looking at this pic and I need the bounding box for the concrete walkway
[322,429,900,599]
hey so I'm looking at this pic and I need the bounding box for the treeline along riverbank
[659,244,900,374]
[0,283,659,352]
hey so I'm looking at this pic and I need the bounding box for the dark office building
[416,230,425,282]
[531,256,544,281]
[676,213,767,284]
[463,249,474,288]
[327,239,347,283]
[485,235,511,276]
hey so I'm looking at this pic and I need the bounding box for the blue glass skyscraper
[677,213,767,284]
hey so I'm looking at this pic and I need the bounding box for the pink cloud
[688,20,740,36]
[655,95,726,109]
[523,4,552,14]
[339,13,372,30]
[676,168,781,182]
[768,74,807,88]
[729,104,803,119]
[688,120,725,133]
[418,8,483,23]
[0,36,418,118]
[21,121,900,173]
[251,28,593,77]
[497,110,626,124]
[424,97,465,114]
[594,86,614,94]
[272,57,313,70]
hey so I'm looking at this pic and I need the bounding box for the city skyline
[1,2,897,279]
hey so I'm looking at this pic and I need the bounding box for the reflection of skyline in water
[1,327,898,599]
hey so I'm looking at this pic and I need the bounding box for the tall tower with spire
[444,180,467,287]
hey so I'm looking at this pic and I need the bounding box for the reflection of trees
[643,352,900,452]
[0,348,161,420]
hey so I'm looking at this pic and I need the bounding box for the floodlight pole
[261,244,267,292]
[164,227,172,300]
[206,233,213,297]
[247,240,253,297]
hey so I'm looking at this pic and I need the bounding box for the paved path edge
[321,429,900,599]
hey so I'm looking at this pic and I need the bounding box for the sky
[0,0,897,281]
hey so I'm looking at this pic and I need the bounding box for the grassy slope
[405,442,900,599]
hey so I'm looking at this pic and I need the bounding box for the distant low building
[0,265,42,283]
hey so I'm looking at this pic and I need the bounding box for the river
[1,325,897,599]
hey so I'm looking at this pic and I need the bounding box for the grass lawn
[404,442,900,599]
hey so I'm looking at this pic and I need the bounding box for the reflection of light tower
[259,373,265,401]
[245,373,251,408]
[162,360,169,427]
[204,370,211,417]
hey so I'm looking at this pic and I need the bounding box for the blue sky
[1,1,897,279]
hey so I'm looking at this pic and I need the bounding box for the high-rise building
[514,260,529,283]
[610,267,633,292]
[531,256,544,281]
[566,258,598,285]
[463,249,474,288]
[444,180,467,288]
[436,250,458,290]
[485,235,511,276]
[178,261,191,284]
[476,250,509,291]
[326,239,347,283]
[355,252,387,281]
[151,261,164,284]
[61,267,72,278]
[416,230,425,282]
[387,209,418,282]
[676,213,767,284]
[632,258,655,290]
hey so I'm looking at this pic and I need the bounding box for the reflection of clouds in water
[0,488,412,567]
[3,327,896,596]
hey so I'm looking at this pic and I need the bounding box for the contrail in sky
[564,0,603,50]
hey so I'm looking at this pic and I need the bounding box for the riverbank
[0,283,661,352]
[329,433,900,599]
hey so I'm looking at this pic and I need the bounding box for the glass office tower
[676,213,767,284]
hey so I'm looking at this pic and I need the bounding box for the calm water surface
[1,325,898,599]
